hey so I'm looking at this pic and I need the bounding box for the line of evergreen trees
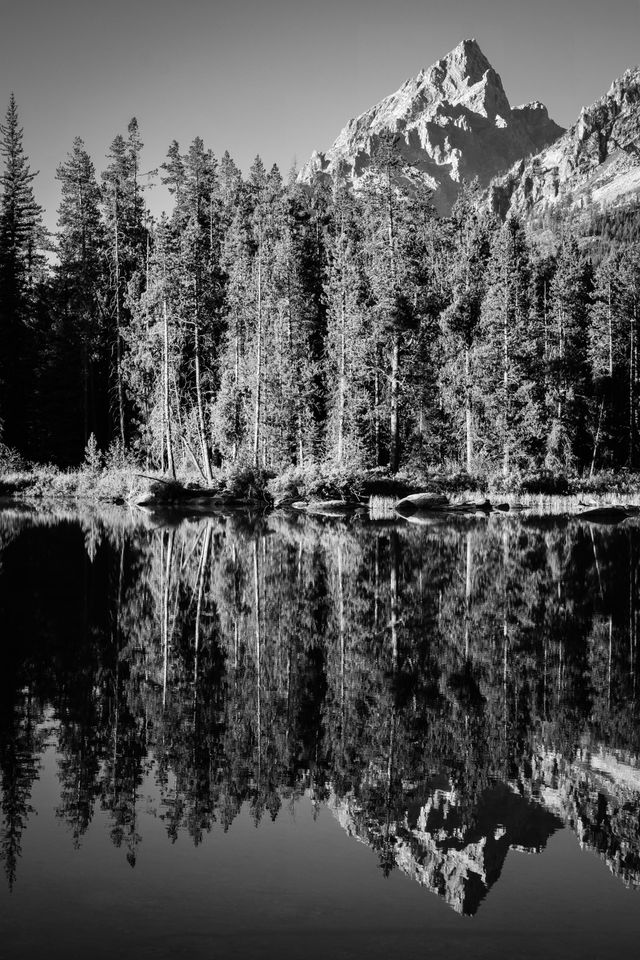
[2,97,640,477]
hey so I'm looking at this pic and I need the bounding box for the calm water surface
[1,505,640,959]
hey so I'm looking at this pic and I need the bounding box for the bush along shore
[3,454,640,516]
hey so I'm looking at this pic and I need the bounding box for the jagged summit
[299,39,564,214]
[417,38,509,118]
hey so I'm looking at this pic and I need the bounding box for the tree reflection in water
[2,507,640,913]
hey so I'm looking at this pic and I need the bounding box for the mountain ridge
[489,62,640,221]
[298,39,565,214]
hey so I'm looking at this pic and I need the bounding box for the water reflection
[2,507,640,915]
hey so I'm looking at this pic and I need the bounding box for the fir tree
[49,137,106,459]
[0,94,44,448]
[440,195,493,471]
[362,133,418,471]
[546,237,592,471]
[477,217,537,475]
[101,122,148,449]
[324,175,369,464]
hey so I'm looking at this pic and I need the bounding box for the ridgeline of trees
[2,98,640,480]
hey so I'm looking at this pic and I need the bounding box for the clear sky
[2,0,639,231]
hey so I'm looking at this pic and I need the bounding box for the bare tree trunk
[503,301,509,478]
[630,541,635,688]
[114,201,125,448]
[608,615,613,710]
[465,531,472,659]
[557,308,565,435]
[338,543,345,715]
[389,531,399,670]
[389,332,400,473]
[233,314,240,461]
[374,535,380,628]
[543,279,548,363]
[163,295,176,480]
[387,164,400,474]
[193,282,213,482]
[253,250,262,467]
[82,337,89,449]
[162,529,175,709]
[338,287,346,463]
[298,411,304,467]
[590,398,605,476]
[608,279,613,378]
[78,178,90,447]
[253,538,262,782]
[194,522,212,684]
[374,347,381,466]
[465,347,473,473]
[630,299,636,467]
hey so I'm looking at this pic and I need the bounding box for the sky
[1,0,640,231]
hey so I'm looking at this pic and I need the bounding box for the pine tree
[162,138,221,480]
[125,216,173,474]
[269,182,321,466]
[440,196,493,472]
[101,121,148,449]
[362,134,418,471]
[546,237,592,471]
[247,157,280,468]
[476,217,537,476]
[589,247,640,468]
[324,175,369,464]
[50,137,106,459]
[401,191,446,467]
[0,94,44,449]
[211,189,254,462]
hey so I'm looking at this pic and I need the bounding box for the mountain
[328,740,640,916]
[298,39,564,214]
[329,779,562,916]
[489,65,640,222]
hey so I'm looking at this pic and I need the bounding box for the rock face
[329,779,562,916]
[518,743,640,892]
[489,65,640,219]
[328,740,640,915]
[299,39,564,214]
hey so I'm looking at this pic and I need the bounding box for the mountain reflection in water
[2,507,640,922]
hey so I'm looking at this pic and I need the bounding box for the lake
[1,504,640,959]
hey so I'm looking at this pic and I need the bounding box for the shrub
[104,438,129,471]
[83,434,103,472]
[223,464,274,501]
[517,470,570,495]
[0,443,28,472]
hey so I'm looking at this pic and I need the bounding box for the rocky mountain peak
[418,38,511,120]
[420,38,491,87]
[299,40,564,214]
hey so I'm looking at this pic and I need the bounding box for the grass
[0,465,145,502]
[3,457,640,509]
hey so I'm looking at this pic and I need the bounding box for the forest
[2,95,640,486]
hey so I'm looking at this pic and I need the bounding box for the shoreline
[3,465,640,518]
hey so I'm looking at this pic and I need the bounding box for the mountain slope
[299,39,564,214]
[489,65,640,221]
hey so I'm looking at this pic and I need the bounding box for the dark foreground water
[2,505,640,959]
